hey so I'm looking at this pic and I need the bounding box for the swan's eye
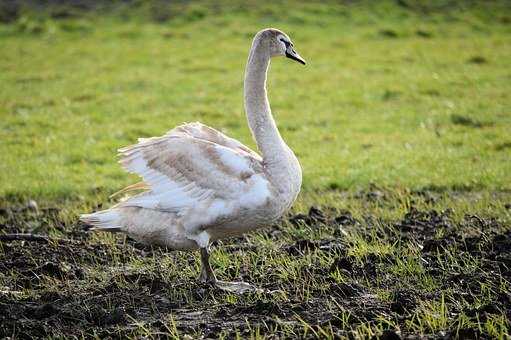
[279,38,290,48]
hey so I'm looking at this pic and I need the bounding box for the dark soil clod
[334,211,358,226]
[26,303,60,320]
[36,262,66,278]
[308,206,326,223]
[289,206,327,227]
[331,282,366,298]
[286,239,319,256]
[390,290,418,315]
[375,330,401,340]
[330,256,354,272]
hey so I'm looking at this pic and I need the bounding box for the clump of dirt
[390,289,418,316]
[396,207,453,238]
[1,195,510,338]
[289,206,327,226]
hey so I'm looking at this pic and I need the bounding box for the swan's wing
[117,131,269,218]
[167,122,262,161]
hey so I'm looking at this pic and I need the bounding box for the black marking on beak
[286,51,306,65]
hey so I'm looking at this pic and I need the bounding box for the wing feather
[169,122,262,160]
[117,124,269,220]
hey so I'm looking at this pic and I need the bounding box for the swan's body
[81,28,306,289]
[84,121,299,250]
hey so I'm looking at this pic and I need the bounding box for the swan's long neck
[244,36,287,166]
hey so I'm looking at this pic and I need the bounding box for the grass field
[1,1,510,338]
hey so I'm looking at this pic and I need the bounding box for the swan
[80,28,306,293]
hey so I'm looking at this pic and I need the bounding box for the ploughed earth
[1,192,510,338]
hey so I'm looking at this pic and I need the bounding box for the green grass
[1,1,511,338]
[1,1,510,202]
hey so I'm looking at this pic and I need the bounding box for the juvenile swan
[81,28,306,292]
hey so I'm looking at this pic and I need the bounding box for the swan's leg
[198,247,217,283]
[197,247,260,294]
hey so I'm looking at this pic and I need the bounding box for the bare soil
[1,194,510,338]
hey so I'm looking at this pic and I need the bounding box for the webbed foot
[198,247,261,294]
[214,280,261,294]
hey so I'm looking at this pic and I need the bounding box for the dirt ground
[1,193,510,338]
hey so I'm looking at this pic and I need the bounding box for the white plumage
[81,28,306,290]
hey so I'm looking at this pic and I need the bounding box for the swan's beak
[285,48,306,65]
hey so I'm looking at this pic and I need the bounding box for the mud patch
[1,193,510,338]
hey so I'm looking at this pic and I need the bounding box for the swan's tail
[80,209,123,232]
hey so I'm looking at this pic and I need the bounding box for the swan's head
[259,28,306,65]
